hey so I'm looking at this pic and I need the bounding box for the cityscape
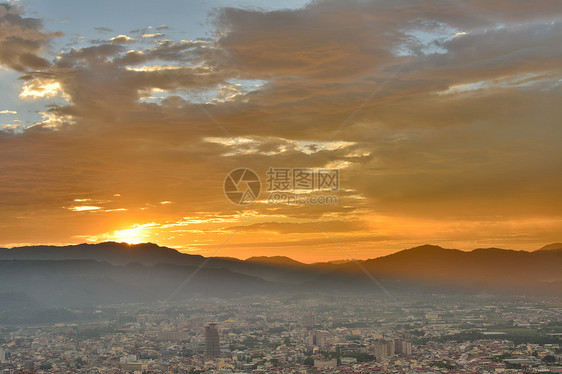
[1,293,561,373]
[1,0,562,373]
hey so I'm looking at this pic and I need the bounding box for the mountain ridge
[1,242,561,299]
[246,255,305,267]
[537,243,562,251]
[4,241,561,263]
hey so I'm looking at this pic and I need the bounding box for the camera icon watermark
[224,168,261,205]
[224,167,339,206]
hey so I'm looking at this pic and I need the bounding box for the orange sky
[1,1,561,263]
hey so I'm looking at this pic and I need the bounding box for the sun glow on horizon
[112,226,146,245]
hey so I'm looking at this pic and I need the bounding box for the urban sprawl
[1,294,561,373]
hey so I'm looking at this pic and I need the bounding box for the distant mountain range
[537,243,562,251]
[0,242,560,315]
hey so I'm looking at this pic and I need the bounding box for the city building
[205,322,220,359]
[394,332,413,356]
[373,340,395,359]
[394,338,412,355]
[120,362,148,371]
[306,330,328,347]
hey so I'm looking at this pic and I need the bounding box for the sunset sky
[1,0,561,262]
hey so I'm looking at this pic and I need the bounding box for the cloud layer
[0,1,561,260]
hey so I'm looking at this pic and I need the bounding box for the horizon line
[1,240,560,264]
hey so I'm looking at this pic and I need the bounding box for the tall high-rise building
[204,323,220,359]
[0,347,6,363]
[306,330,328,347]
[373,340,395,359]
[394,336,412,356]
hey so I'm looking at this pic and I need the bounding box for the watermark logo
[224,167,339,206]
[224,168,261,205]
[266,167,338,191]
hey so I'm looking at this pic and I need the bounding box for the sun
[112,226,144,245]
